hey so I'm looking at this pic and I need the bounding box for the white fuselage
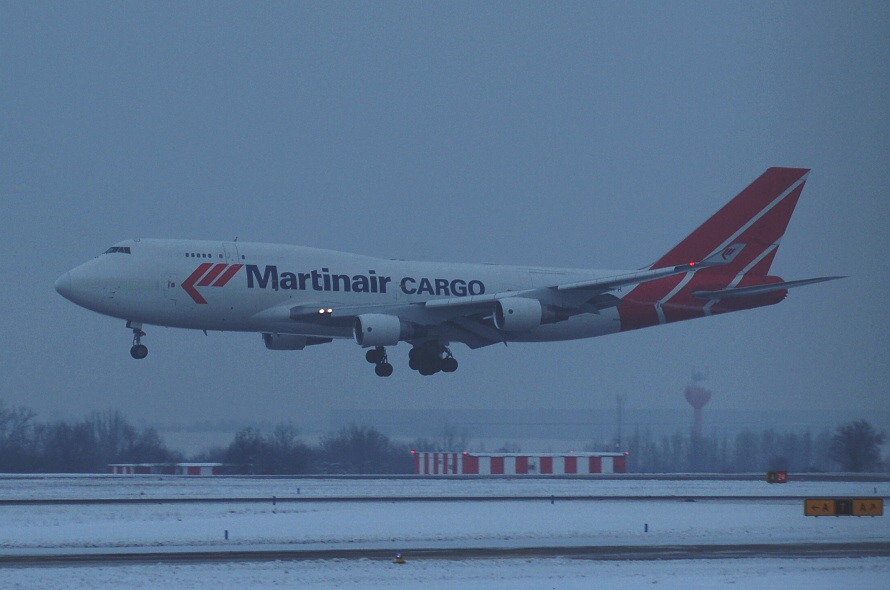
[56,239,623,345]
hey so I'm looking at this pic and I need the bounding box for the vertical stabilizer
[618,168,810,330]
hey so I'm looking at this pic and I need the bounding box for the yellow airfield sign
[804,498,883,517]
[853,498,884,516]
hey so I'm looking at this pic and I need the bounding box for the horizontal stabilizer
[693,276,845,300]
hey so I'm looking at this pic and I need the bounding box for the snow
[0,475,887,588]
[0,473,884,500]
[2,557,890,590]
[1,499,886,552]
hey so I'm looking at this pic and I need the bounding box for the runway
[3,542,890,567]
[0,475,886,587]
[0,493,850,506]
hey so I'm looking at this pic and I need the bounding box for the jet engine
[353,314,413,347]
[493,297,543,332]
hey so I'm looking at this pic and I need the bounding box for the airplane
[55,167,841,377]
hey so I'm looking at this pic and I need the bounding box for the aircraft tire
[375,362,393,377]
[418,363,439,376]
[130,344,148,360]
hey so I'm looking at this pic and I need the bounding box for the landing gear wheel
[368,347,393,376]
[418,364,438,376]
[128,322,148,360]
[408,347,421,370]
[366,347,385,364]
[409,342,458,375]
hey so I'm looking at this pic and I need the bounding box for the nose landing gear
[365,346,393,377]
[128,321,148,360]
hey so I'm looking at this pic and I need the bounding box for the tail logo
[721,246,737,260]
[182,263,243,304]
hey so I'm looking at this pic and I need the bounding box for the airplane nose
[54,271,73,300]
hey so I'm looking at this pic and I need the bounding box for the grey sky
[1,3,887,433]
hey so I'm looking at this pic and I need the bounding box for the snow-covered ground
[3,556,890,590]
[1,497,887,552]
[0,473,885,500]
[0,475,887,588]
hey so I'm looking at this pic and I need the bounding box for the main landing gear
[364,343,459,377]
[128,321,148,360]
[408,343,458,376]
[365,346,394,377]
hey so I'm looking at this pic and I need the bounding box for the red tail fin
[619,168,810,330]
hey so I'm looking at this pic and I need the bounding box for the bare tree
[829,420,885,472]
[320,424,409,474]
[224,427,269,474]
[439,424,470,452]
[0,403,36,471]
[269,423,310,474]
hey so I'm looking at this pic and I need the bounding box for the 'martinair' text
[245,265,485,297]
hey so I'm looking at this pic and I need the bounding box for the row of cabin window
[185,252,246,259]
[186,252,220,259]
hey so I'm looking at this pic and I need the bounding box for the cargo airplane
[55,167,840,376]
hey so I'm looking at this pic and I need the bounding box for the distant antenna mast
[616,393,627,450]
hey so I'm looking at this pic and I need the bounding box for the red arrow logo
[182,263,243,304]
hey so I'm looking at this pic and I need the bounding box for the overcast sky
[1,3,887,433]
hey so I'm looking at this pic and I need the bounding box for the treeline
[0,402,415,474]
[610,420,885,473]
[1,402,884,474]
[0,405,182,473]
[195,423,413,475]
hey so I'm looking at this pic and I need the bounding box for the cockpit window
[104,246,131,254]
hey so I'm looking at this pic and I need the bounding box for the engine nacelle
[353,314,411,347]
[493,297,543,332]
[262,333,332,350]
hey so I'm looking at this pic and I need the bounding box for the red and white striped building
[411,451,627,476]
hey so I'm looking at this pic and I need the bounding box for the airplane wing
[254,242,841,353]
[424,243,745,312]
[413,250,748,348]
[424,261,710,312]
[253,258,714,349]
